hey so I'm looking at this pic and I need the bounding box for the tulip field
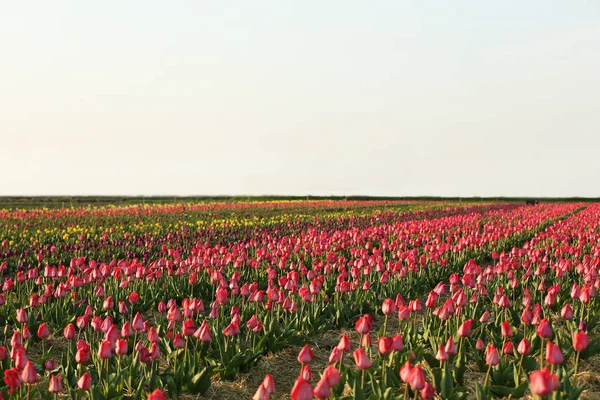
[0,200,599,399]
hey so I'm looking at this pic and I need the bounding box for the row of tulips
[0,202,586,398]
[1,201,475,271]
[257,203,599,399]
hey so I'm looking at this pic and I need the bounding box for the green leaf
[513,363,521,387]
[568,385,585,400]
[512,381,528,398]
[475,382,488,400]
[441,363,454,398]
[352,371,365,400]
[491,384,518,397]
[189,368,212,394]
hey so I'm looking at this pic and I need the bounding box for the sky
[1,1,599,197]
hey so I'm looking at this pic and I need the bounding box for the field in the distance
[0,199,598,399]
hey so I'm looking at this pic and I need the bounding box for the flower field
[0,200,598,399]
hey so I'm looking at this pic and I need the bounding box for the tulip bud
[500,321,513,338]
[298,344,314,364]
[486,344,499,366]
[399,361,413,382]
[98,340,112,359]
[517,338,531,355]
[436,344,448,361]
[148,389,167,400]
[21,361,38,384]
[476,338,485,351]
[561,304,574,320]
[545,341,564,365]
[49,374,63,393]
[529,367,559,396]
[353,348,372,370]
[407,365,425,390]
[290,378,313,400]
[116,339,128,355]
[573,331,590,352]
[458,319,474,337]
[44,359,57,370]
[536,319,552,339]
[378,336,393,355]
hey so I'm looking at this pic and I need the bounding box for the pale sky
[1,1,599,197]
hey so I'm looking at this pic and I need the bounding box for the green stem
[484,363,492,387]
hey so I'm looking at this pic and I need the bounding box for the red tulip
[485,344,499,366]
[21,361,38,384]
[360,332,372,349]
[36,322,50,339]
[329,347,342,364]
[445,337,457,355]
[561,304,574,320]
[536,319,552,339]
[16,308,28,324]
[337,333,351,352]
[98,340,112,359]
[407,364,425,390]
[49,375,63,393]
[500,321,513,338]
[22,326,31,340]
[517,338,531,355]
[4,368,22,393]
[183,319,195,336]
[398,306,411,321]
[382,298,396,315]
[300,364,312,382]
[378,336,393,355]
[545,341,564,365]
[133,312,145,331]
[392,333,404,351]
[323,366,340,387]
[128,291,140,304]
[76,343,91,364]
[150,342,161,359]
[246,315,259,330]
[148,327,159,342]
[399,361,413,382]
[353,348,372,369]
[262,373,275,394]
[223,321,240,337]
[64,323,75,340]
[420,382,435,400]
[103,296,114,310]
[147,389,167,400]
[502,341,514,355]
[476,338,485,351]
[116,339,128,355]
[521,308,533,324]
[118,301,128,314]
[195,321,213,342]
[253,383,270,400]
[573,331,589,352]
[313,377,331,399]
[297,344,314,364]
[355,315,372,334]
[479,310,490,323]
[44,359,57,370]
[436,344,448,361]
[529,367,559,396]
[290,378,313,400]
[77,372,91,390]
[458,319,474,337]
